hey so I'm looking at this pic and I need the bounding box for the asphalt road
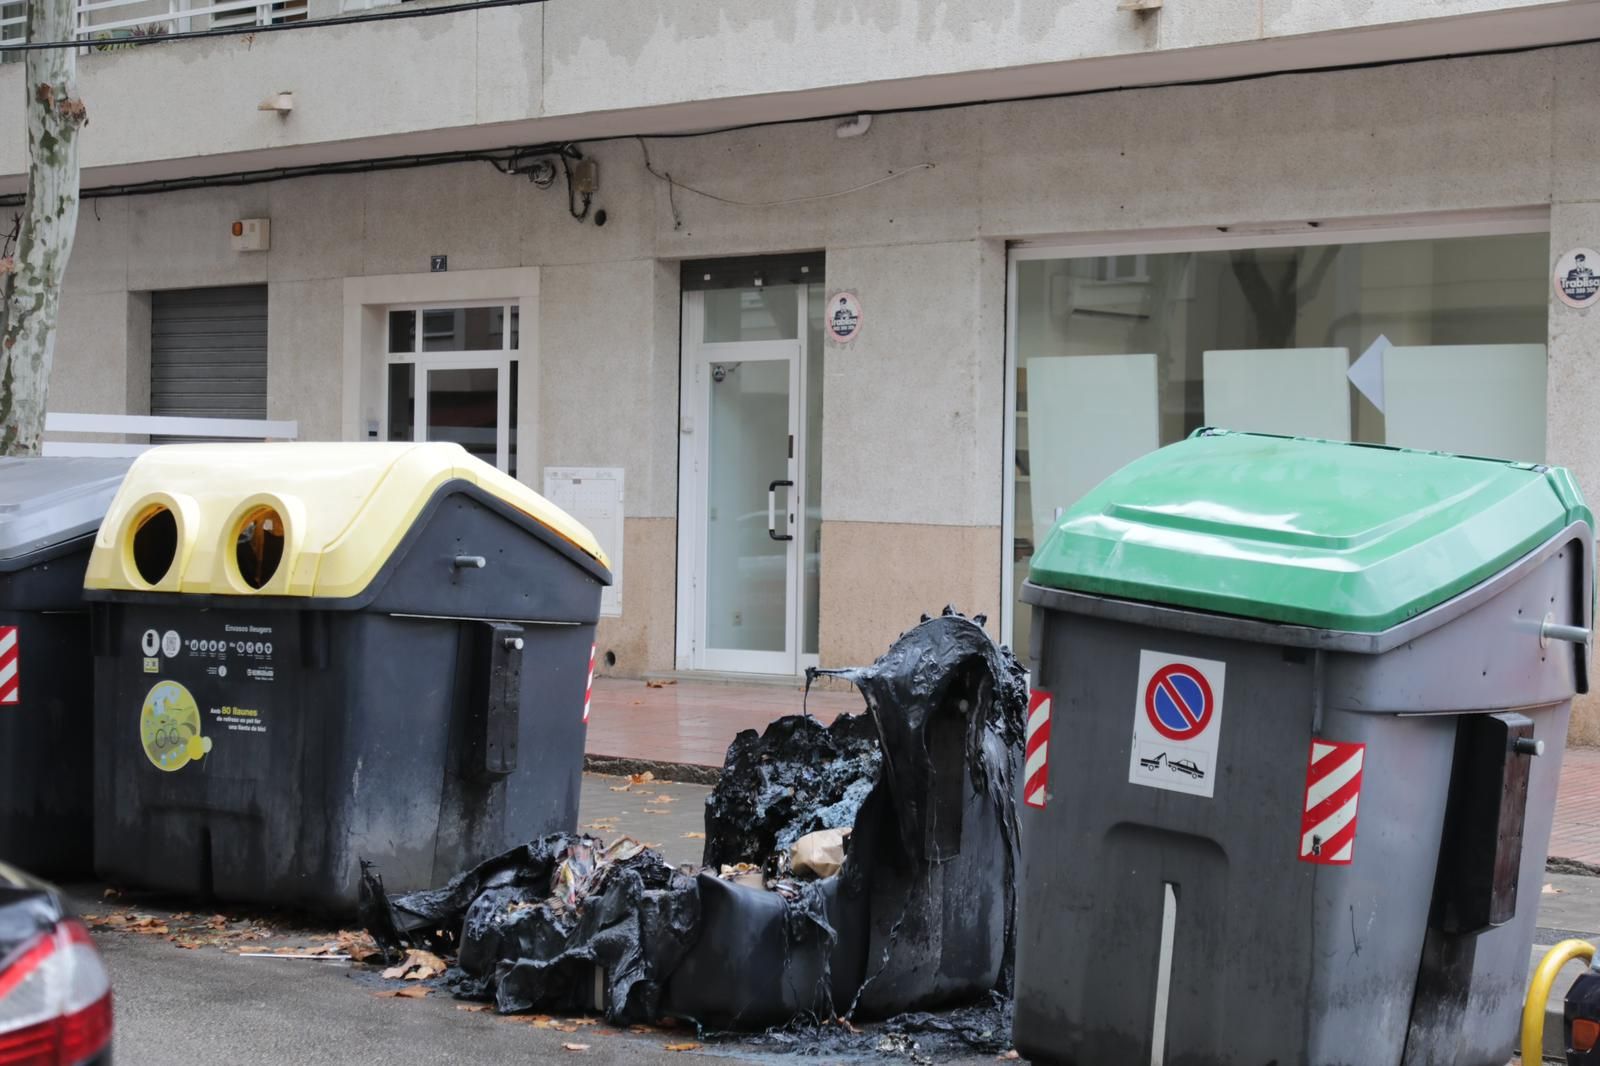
[75,773,1003,1066]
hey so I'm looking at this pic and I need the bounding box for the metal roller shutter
[150,285,268,424]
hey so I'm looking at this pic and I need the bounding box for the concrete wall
[44,44,1600,713]
[0,0,1594,189]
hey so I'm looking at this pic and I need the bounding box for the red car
[0,863,112,1065]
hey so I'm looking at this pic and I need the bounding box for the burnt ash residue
[702,712,882,871]
[725,991,1015,1061]
[360,608,1028,1042]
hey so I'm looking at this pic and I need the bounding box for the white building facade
[5,0,1600,728]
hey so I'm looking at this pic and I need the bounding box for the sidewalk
[588,677,1600,866]
[585,676,858,768]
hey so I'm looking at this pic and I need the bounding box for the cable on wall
[636,137,934,228]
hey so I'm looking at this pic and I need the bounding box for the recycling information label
[1127,650,1227,799]
[131,611,293,776]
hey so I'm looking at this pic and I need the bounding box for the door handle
[768,480,795,541]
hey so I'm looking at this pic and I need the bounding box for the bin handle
[454,555,487,569]
[1522,938,1595,1065]
[1543,613,1592,648]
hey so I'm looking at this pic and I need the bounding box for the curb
[584,754,722,786]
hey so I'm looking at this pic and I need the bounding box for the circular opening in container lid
[131,506,177,587]
[234,506,285,590]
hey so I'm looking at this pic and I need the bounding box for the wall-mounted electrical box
[231,218,271,252]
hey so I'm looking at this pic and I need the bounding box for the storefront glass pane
[703,284,801,342]
[1009,231,1550,653]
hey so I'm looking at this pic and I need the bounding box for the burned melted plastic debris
[701,710,882,873]
[359,608,1026,1047]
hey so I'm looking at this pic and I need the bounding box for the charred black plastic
[90,481,610,913]
[1567,968,1600,1065]
[670,609,1024,1027]
[362,833,700,1022]
[701,712,881,872]
[366,610,1026,1032]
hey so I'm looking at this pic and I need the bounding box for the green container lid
[1028,430,1593,633]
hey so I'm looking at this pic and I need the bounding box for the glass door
[382,303,519,475]
[679,284,815,675]
[700,351,798,672]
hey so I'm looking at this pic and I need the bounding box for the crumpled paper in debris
[789,828,850,880]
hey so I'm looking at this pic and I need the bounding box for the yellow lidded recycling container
[85,442,611,913]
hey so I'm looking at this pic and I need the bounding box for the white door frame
[377,300,518,472]
[675,287,817,675]
[1000,207,1554,647]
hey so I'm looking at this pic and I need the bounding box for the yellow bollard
[1523,938,1596,1065]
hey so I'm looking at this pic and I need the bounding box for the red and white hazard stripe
[1024,688,1051,809]
[0,625,18,706]
[1299,739,1365,865]
[582,643,596,723]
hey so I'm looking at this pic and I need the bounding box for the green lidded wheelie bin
[0,457,132,877]
[84,442,611,913]
[1014,429,1593,1066]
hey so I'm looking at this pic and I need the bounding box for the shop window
[1007,231,1551,650]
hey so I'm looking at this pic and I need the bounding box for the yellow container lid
[85,442,610,599]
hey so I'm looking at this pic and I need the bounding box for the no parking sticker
[1128,651,1226,798]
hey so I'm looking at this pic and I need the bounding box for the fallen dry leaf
[651,795,677,804]
[628,771,655,785]
[375,986,430,999]
[457,1004,493,1013]
[562,1044,591,1053]
[382,948,448,981]
[336,929,385,963]
[645,679,676,688]
[683,832,705,840]
[644,808,671,815]
[627,1025,655,1035]
[102,887,122,900]
[571,1018,598,1027]
[608,785,632,793]
[664,1042,702,1052]
[552,1023,579,1033]
[998,1051,1021,1061]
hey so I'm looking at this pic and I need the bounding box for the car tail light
[0,919,112,1065]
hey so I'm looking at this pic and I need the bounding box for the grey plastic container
[0,457,132,876]
[1015,522,1593,1066]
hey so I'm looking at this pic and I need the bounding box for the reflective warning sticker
[0,625,17,705]
[1128,651,1226,799]
[583,643,596,723]
[1299,739,1365,865]
[1024,689,1051,809]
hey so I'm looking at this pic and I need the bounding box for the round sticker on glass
[1555,248,1600,309]
[827,291,863,344]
